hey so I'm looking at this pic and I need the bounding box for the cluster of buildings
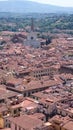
[0,25,73,130]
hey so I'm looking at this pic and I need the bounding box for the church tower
[31,18,34,32]
[24,18,40,48]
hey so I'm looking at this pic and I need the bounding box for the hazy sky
[0,0,73,7]
[29,0,73,7]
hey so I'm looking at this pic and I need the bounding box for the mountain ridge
[0,0,73,13]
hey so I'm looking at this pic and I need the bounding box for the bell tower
[24,18,40,48]
[31,18,34,32]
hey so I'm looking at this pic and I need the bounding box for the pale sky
[29,0,73,7]
[0,0,73,7]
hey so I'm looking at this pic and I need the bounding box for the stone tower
[31,18,34,32]
[24,18,40,48]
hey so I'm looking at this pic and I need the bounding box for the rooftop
[7,115,43,130]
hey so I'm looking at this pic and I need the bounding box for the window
[31,36,33,40]
[8,123,11,128]
[15,124,17,130]
[14,109,17,114]
[19,126,21,130]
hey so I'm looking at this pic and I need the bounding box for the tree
[46,37,52,45]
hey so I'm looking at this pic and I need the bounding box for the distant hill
[0,0,73,13]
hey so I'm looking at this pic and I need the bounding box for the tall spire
[31,18,34,32]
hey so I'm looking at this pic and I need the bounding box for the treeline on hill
[0,13,73,34]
